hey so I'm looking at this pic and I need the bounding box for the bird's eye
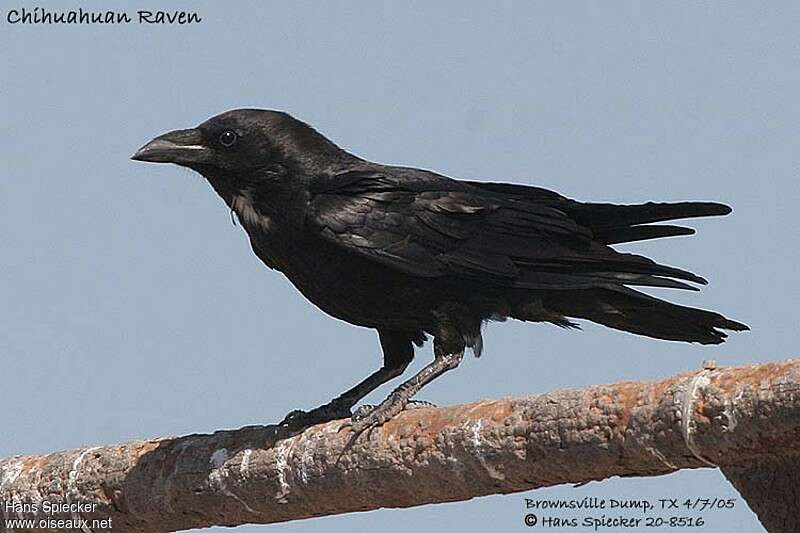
[219,130,238,147]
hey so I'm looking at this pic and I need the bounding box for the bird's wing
[306,169,708,290]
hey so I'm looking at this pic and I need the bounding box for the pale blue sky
[3,2,799,531]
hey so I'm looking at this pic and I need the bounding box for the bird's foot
[279,400,353,430]
[349,397,436,434]
[346,402,397,442]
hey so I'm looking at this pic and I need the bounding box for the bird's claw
[279,401,353,430]
[348,398,436,434]
[406,399,437,410]
[349,405,392,436]
[351,404,376,423]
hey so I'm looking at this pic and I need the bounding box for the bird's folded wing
[307,170,706,290]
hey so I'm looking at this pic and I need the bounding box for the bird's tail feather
[545,287,748,345]
[464,181,732,245]
[568,201,732,245]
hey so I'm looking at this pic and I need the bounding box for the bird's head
[132,109,351,192]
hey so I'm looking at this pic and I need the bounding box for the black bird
[132,109,747,433]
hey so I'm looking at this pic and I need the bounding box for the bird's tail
[565,201,732,245]
[465,181,733,245]
[544,287,748,344]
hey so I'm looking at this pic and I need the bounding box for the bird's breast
[229,191,429,329]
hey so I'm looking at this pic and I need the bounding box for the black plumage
[132,109,747,433]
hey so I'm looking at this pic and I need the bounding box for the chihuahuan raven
[132,109,747,433]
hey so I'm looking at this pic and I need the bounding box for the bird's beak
[131,128,209,165]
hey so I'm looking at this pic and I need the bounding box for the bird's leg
[279,330,414,429]
[350,351,464,432]
[350,328,465,434]
[279,369,396,429]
